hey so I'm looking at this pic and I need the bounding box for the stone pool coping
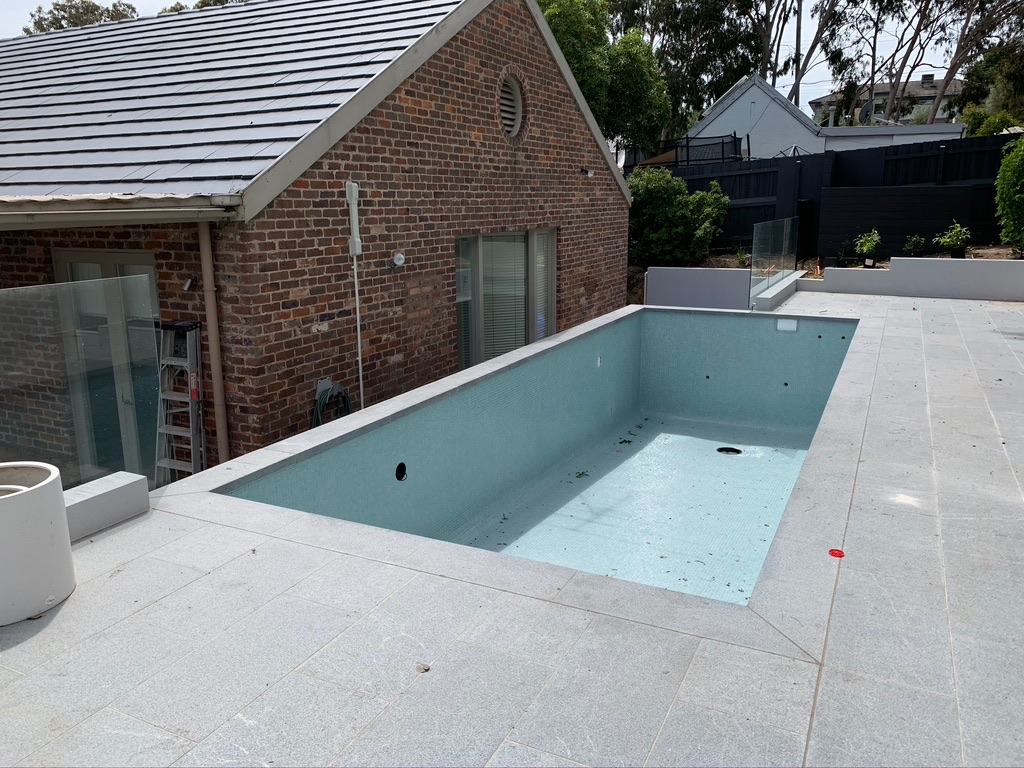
[152,303,860,665]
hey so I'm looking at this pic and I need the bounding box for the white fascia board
[0,193,241,211]
[240,0,493,221]
[0,206,237,231]
[521,0,630,203]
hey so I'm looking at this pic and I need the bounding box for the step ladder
[155,321,206,486]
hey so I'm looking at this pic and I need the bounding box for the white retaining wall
[645,268,751,310]
[797,258,1024,301]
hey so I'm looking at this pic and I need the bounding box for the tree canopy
[539,0,669,153]
[951,41,1024,134]
[626,167,730,268]
[161,0,240,13]
[23,0,137,34]
[608,0,759,134]
[996,139,1024,252]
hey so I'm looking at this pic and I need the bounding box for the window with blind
[456,230,556,368]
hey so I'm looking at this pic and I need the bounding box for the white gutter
[0,194,242,231]
[198,221,231,463]
[0,207,236,231]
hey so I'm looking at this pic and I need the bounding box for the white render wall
[690,91,824,159]
[645,268,752,310]
[796,258,1024,301]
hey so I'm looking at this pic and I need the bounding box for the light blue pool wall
[230,314,643,538]
[228,307,857,541]
[641,310,857,436]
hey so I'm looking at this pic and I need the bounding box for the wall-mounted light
[391,252,406,271]
[183,274,198,292]
[580,167,595,178]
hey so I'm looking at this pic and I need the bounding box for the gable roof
[0,0,626,229]
[690,73,963,142]
[688,74,815,139]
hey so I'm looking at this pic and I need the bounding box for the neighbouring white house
[686,75,963,160]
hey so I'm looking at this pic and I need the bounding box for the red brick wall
[0,226,222,467]
[224,0,629,451]
[0,0,628,464]
[0,286,79,480]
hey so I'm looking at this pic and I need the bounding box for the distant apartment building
[808,74,964,125]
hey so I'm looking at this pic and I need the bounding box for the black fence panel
[817,185,996,263]
[663,133,1015,256]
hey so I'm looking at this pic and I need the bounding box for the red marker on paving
[829,549,845,558]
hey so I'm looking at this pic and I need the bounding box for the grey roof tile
[0,0,461,199]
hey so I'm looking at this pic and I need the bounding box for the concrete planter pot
[0,462,76,627]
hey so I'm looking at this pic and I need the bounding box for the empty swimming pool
[224,307,855,604]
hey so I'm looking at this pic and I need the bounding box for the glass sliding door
[53,250,160,483]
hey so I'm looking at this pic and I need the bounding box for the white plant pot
[0,462,76,627]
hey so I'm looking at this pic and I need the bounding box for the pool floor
[447,414,810,604]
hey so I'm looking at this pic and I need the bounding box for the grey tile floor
[1,293,1022,767]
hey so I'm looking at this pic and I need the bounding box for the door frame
[52,249,158,478]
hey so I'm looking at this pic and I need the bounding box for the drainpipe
[198,221,231,463]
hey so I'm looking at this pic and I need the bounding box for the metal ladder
[155,322,206,486]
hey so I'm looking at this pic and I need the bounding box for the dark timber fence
[662,133,1015,264]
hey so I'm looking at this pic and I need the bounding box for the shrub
[934,221,971,250]
[976,111,1021,137]
[855,229,881,257]
[902,234,927,257]
[997,138,1024,252]
[626,167,730,268]
[836,239,854,267]
[962,104,989,137]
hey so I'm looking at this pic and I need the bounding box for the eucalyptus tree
[608,0,759,132]
[540,0,670,152]
[23,0,137,34]
[927,0,1024,122]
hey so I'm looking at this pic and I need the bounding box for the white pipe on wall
[345,181,366,411]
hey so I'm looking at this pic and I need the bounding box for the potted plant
[0,462,76,626]
[855,229,881,268]
[836,238,854,268]
[902,234,927,257]
[934,221,971,259]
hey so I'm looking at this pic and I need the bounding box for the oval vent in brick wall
[500,76,523,137]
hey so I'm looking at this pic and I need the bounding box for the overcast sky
[0,0,946,118]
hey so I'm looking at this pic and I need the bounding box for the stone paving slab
[646,703,806,767]
[333,642,552,767]
[18,709,193,768]
[510,615,699,767]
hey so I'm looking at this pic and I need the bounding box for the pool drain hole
[717,446,742,455]
[395,462,407,481]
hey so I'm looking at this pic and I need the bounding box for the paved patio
[1,292,1022,767]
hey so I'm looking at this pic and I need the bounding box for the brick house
[0,0,629,483]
